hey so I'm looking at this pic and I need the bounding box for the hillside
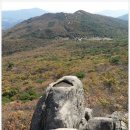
[2,8,47,30]
[2,10,128,129]
[118,14,128,21]
[3,10,128,55]
[2,38,128,129]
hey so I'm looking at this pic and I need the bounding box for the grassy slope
[2,38,128,129]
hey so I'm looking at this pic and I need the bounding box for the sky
[1,0,129,13]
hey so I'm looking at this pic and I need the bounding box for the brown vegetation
[2,38,128,129]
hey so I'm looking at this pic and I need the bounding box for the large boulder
[30,76,85,130]
[30,76,128,130]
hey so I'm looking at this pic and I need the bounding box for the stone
[110,111,128,121]
[30,76,85,130]
[78,108,93,130]
[87,117,115,130]
[84,108,93,121]
[79,118,88,130]
[51,128,77,130]
[106,111,128,130]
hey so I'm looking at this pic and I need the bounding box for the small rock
[51,128,77,130]
[84,108,93,121]
[108,111,128,130]
[87,117,115,130]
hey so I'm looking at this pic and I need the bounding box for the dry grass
[2,38,128,129]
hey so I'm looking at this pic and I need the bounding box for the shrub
[98,98,110,107]
[88,69,95,73]
[2,87,19,104]
[75,71,85,79]
[109,55,120,64]
[2,87,19,98]
[19,88,38,101]
[35,78,44,84]
[7,62,14,69]
[45,29,55,39]
[2,97,11,104]
[48,21,55,27]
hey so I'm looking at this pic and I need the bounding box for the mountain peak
[74,10,87,14]
[3,10,128,53]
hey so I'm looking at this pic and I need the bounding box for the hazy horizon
[2,8,128,14]
[2,0,128,14]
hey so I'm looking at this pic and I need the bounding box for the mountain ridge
[3,10,128,38]
[3,10,128,55]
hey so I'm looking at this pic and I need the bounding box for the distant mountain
[118,14,128,21]
[96,10,128,18]
[3,10,128,55]
[2,8,48,30]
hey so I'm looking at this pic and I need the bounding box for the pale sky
[1,0,129,13]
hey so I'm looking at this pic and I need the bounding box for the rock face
[30,76,85,130]
[30,76,128,130]
[30,96,46,130]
